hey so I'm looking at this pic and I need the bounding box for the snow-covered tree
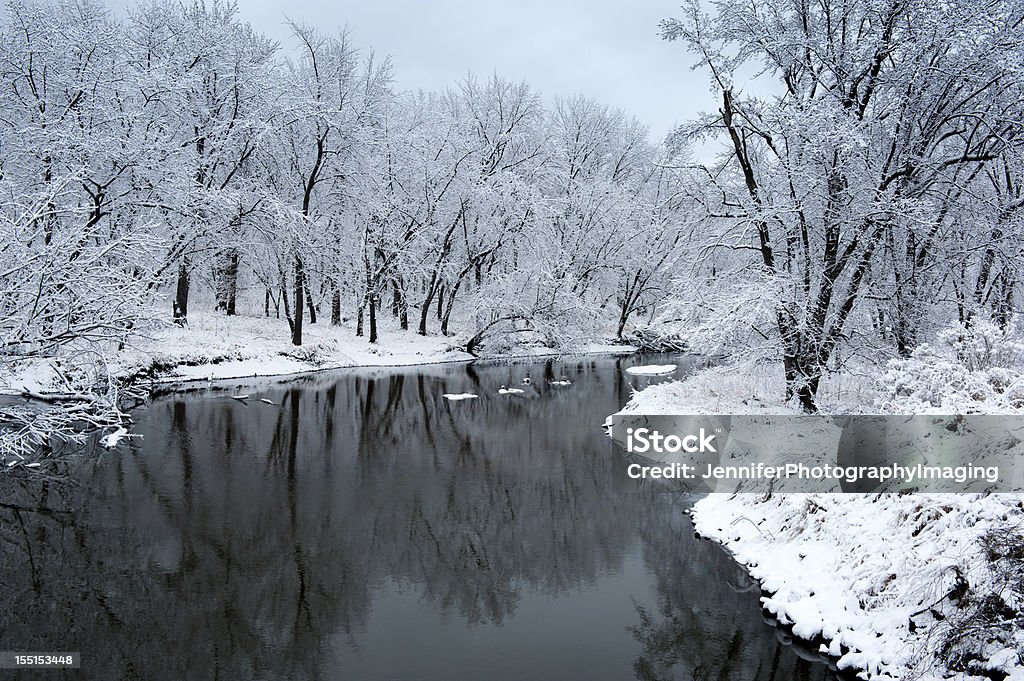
[259,21,390,345]
[661,0,1024,410]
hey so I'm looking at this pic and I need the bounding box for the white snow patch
[625,364,677,376]
[99,426,140,449]
[442,393,478,401]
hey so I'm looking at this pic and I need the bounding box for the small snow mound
[498,387,524,395]
[99,426,138,449]
[625,364,677,376]
[442,393,478,401]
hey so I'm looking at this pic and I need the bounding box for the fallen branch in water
[19,388,100,404]
[1,401,127,467]
[0,501,72,516]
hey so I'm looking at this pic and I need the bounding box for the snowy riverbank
[2,312,637,396]
[616,364,1024,681]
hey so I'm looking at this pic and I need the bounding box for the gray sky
[241,1,710,144]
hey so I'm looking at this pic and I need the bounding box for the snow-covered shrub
[463,268,601,355]
[277,340,336,367]
[143,348,246,375]
[622,326,687,352]
[877,321,1024,413]
[943,320,1024,372]
[938,526,1024,676]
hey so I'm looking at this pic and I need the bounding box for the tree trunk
[282,285,293,333]
[466,333,482,355]
[331,289,341,326]
[225,249,238,316]
[418,285,437,336]
[305,273,317,324]
[440,277,467,337]
[441,308,453,336]
[417,302,429,335]
[369,295,378,343]
[617,273,644,339]
[398,288,408,331]
[972,224,1004,325]
[794,381,817,413]
[993,272,1014,329]
[356,303,364,337]
[781,322,821,413]
[437,286,444,320]
[292,254,304,346]
[173,260,190,326]
[616,308,629,340]
[391,280,409,330]
[212,249,236,313]
[41,156,56,248]
[265,288,271,317]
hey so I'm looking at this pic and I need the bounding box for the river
[0,354,842,680]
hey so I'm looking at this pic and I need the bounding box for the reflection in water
[0,355,839,680]
[631,500,841,681]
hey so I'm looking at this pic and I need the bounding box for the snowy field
[617,364,1024,680]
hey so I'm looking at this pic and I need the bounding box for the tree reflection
[629,498,843,681]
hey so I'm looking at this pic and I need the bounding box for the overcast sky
[239,1,710,144]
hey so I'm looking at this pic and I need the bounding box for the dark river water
[0,354,841,681]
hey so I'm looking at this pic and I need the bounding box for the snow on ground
[0,312,637,395]
[616,362,1024,680]
[617,363,795,415]
[693,493,1024,680]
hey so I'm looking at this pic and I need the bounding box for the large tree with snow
[663,0,1024,410]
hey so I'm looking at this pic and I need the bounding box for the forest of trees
[2,0,1023,417]
[0,0,687,360]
